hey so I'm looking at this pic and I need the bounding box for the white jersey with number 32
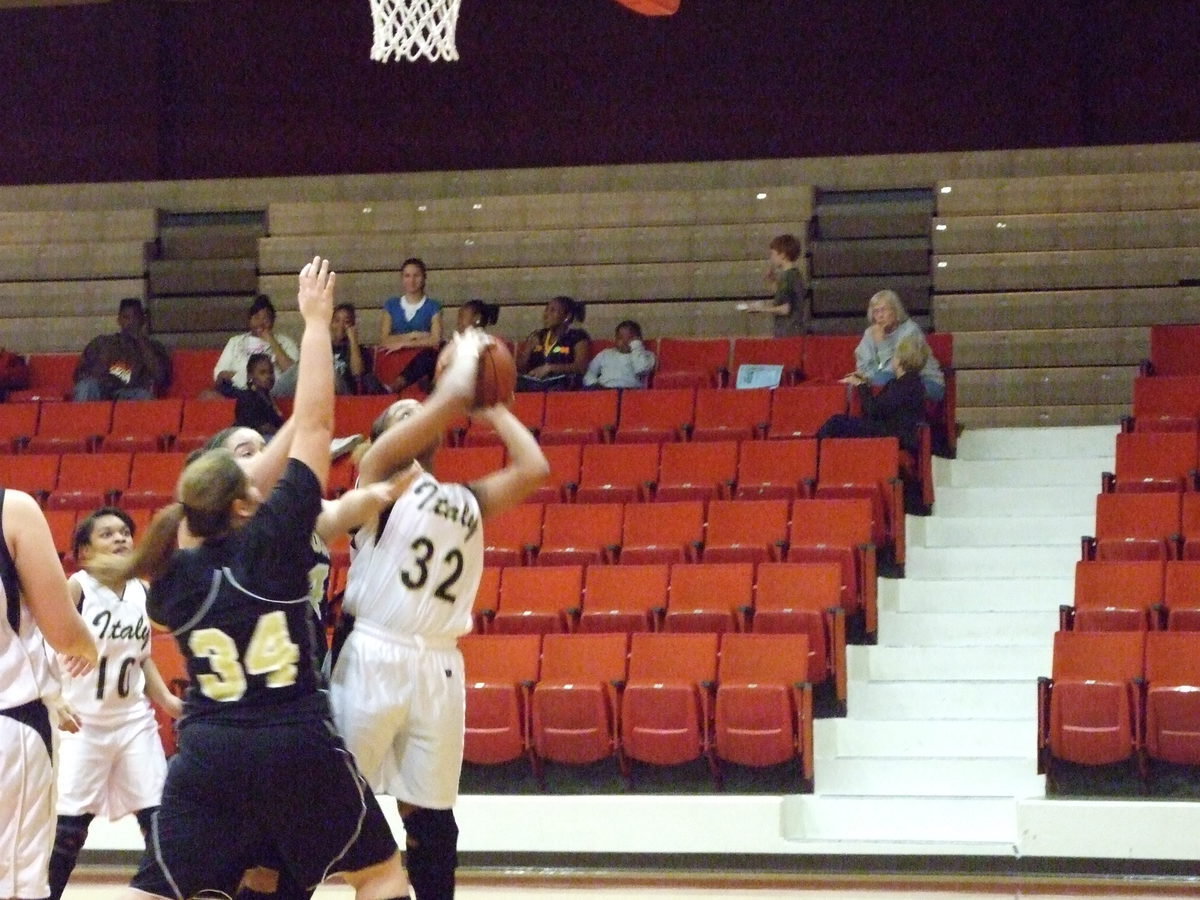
[343,473,483,638]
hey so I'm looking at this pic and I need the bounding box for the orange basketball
[436,338,517,408]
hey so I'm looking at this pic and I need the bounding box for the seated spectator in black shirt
[73,298,172,401]
[817,336,928,454]
[234,353,284,437]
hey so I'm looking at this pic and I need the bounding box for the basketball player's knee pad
[49,814,95,900]
[402,807,458,900]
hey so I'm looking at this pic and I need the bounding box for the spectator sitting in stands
[73,298,172,401]
[819,335,928,454]
[843,289,945,402]
[742,233,810,337]
[331,302,369,394]
[583,320,656,389]
[378,257,444,393]
[212,294,299,399]
[516,295,591,392]
[233,353,284,437]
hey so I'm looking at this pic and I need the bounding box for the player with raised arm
[102,257,412,900]
[0,489,97,900]
[331,331,549,900]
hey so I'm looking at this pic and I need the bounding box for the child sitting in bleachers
[234,353,284,436]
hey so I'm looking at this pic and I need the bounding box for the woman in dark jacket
[817,335,927,454]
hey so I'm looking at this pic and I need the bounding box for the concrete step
[847,679,1032,720]
[781,795,1019,844]
[815,717,1034,758]
[879,575,1072,612]
[937,456,1111,488]
[877,609,1058,646]
[903,544,1080,579]
[954,425,1120,461]
[849,644,1052,681]
[814,757,1043,798]
[908,514,1090,547]
[930,484,1099,518]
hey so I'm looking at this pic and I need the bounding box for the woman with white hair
[843,289,945,402]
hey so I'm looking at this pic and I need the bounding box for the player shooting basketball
[329,331,548,900]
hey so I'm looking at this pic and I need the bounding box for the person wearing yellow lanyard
[515,296,591,392]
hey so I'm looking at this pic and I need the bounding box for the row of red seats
[11,333,952,399]
[444,437,908,564]
[1083,492,1200,561]
[465,561,849,700]
[0,452,185,511]
[1063,560,1200,632]
[461,631,816,788]
[1038,630,1200,788]
[474,501,877,629]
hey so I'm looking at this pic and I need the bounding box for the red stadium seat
[768,384,848,440]
[1163,561,1200,631]
[1106,431,1198,493]
[165,348,223,400]
[815,436,904,565]
[575,443,659,504]
[47,452,132,511]
[1130,375,1200,432]
[1144,631,1200,766]
[8,353,76,403]
[0,402,40,453]
[788,497,877,631]
[175,399,236,453]
[752,561,846,707]
[1038,630,1144,784]
[664,562,752,634]
[492,565,583,635]
[578,564,669,634]
[730,336,805,387]
[462,392,545,446]
[1084,492,1181,562]
[104,398,183,453]
[526,443,582,504]
[433,445,505,485]
[539,391,618,445]
[1147,324,1200,377]
[483,503,544,568]
[1065,560,1162,632]
[536,502,624,567]
[531,632,628,773]
[461,633,541,766]
[801,335,859,383]
[471,566,501,633]
[654,440,738,504]
[735,438,817,501]
[0,454,61,504]
[714,632,814,782]
[702,499,790,565]
[691,388,771,443]
[613,388,694,444]
[27,401,112,454]
[620,500,704,566]
[652,338,730,389]
[620,632,720,778]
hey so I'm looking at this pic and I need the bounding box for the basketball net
[369,0,461,62]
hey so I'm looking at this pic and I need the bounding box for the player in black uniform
[106,258,411,900]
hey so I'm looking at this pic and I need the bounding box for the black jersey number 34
[400,537,464,603]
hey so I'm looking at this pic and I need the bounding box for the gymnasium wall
[0,0,1197,186]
